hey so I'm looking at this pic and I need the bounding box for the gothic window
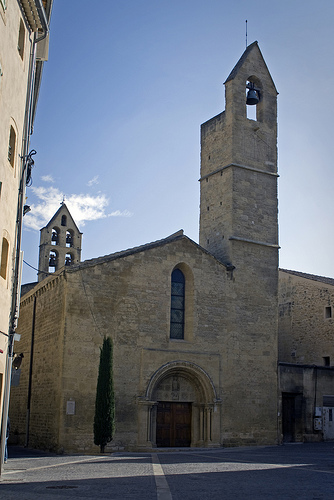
[170,268,185,339]
[8,126,16,167]
[61,215,67,226]
[0,237,9,279]
[18,19,25,59]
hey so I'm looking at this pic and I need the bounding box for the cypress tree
[94,336,115,452]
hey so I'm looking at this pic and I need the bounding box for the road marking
[151,453,172,500]
[3,455,105,475]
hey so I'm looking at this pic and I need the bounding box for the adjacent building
[0,0,52,464]
[278,269,334,442]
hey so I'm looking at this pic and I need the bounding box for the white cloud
[23,186,110,231]
[87,175,99,187]
[41,174,55,183]
[108,210,133,217]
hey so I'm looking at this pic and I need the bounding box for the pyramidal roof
[224,41,278,94]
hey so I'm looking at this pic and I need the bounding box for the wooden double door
[156,402,191,447]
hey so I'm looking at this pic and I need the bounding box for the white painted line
[151,453,172,500]
[3,455,105,475]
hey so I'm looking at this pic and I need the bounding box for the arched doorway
[138,361,221,448]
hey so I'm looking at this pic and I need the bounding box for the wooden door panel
[156,402,191,447]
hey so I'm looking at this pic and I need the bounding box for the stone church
[8,42,334,453]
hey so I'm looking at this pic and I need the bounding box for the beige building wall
[0,2,51,466]
[0,0,39,420]
[279,269,334,366]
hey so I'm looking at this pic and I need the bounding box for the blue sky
[22,0,334,283]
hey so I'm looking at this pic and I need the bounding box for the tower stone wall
[38,203,82,282]
[200,42,279,445]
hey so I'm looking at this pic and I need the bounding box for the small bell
[49,255,56,267]
[65,256,72,266]
[66,234,72,244]
[51,232,58,242]
[246,88,259,106]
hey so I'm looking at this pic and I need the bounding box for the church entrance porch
[137,361,221,449]
[156,402,191,447]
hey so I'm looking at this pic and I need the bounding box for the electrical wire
[23,259,51,276]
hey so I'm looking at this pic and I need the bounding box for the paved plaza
[1,442,334,499]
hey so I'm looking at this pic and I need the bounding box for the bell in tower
[38,203,82,282]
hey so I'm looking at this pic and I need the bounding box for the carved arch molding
[137,360,221,448]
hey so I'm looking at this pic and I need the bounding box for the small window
[18,19,25,59]
[325,306,332,319]
[8,126,16,167]
[0,237,9,279]
[61,215,67,227]
[323,356,330,367]
[170,268,185,340]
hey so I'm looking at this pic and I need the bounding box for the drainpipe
[0,3,50,472]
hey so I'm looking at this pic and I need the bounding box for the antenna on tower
[245,20,248,48]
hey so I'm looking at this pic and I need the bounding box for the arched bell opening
[246,75,262,121]
[139,361,220,449]
[51,227,60,246]
[65,253,73,266]
[66,229,74,248]
[48,250,58,273]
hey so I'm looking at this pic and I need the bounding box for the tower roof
[224,41,278,94]
[41,202,82,234]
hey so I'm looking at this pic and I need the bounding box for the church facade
[9,42,332,453]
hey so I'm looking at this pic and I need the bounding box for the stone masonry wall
[279,270,334,366]
[9,274,66,451]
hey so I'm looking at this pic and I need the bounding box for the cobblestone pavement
[1,442,334,499]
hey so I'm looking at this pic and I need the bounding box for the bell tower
[199,42,279,446]
[38,203,82,282]
[199,41,278,265]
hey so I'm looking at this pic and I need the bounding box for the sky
[21,0,334,283]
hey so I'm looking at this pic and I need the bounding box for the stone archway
[137,361,221,449]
